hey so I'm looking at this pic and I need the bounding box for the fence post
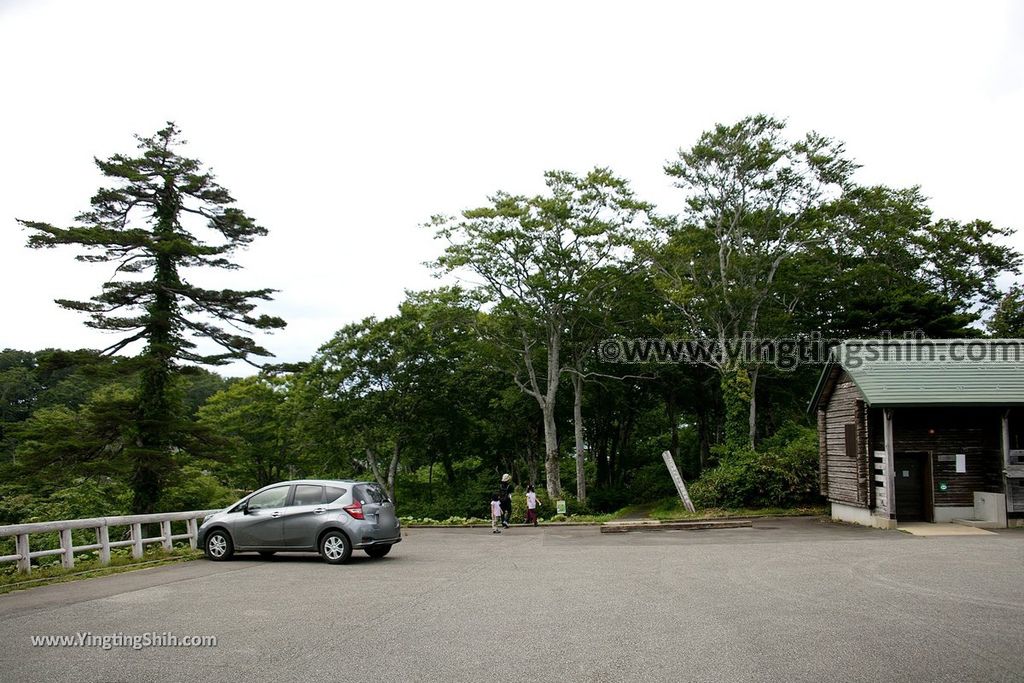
[187,518,199,550]
[97,525,111,565]
[160,520,173,552]
[15,533,30,574]
[60,528,75,569]
[131,523,143,559]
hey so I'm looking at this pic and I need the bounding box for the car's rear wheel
[320,531,352,565]
[365,545,392,558]
[205,530,234,561]
[258,551,276,559]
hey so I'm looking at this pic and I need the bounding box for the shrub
[626,462,679,503]
[586,486,630,512]
[690,425,821,509]
[161,465,238,512]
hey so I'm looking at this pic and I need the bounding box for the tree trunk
[428,459,434,502]
[542,404,561,499]
[721,366,753,451]
[366,444,400,502]
[441,452,455,485]
[608,421,619,486]
[133,357,172,515]
[666,388,679,460]
[748,366,759,448]
[525,432,539,486]
[527,324,562,500]
[572,372,586,504]
[696,407,710,473]
[131,179,179,515]
[596,436,609,488]
[386,443,399,502]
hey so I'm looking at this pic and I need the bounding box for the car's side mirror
[241,503,251,515]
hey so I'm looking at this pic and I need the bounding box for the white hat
[501,473,511,482]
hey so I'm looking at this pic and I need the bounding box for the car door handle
[313,508,326,514]
[271,511,281,518]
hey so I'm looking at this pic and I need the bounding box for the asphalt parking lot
[1,517,1022,682]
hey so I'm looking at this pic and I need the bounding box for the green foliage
[4,115,1022,529]
[197,376,297,489]
[690,424,821,508]
[722,367,753,450]
[13,383,138,490]
[161,465,239,512]
[25,479,132,522]
[640,498,827,521]
[0,478,132,560]
[18,123,285,514]
[988,285,1024,337]
[586,486,631,512]
[428,168,652,500]
[625,461,680,503]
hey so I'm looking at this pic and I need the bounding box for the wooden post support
[97,525,111,565]
[883,408,897,520]
[1003,411,1011,469]
[60,528,75,569]
[160,520,173,552]
[662,450,696,513]
[131,523,143,559]
[187,518,199,550]
[15,533,31,574]
[1002,410,1011,517]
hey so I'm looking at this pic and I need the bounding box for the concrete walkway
[897,522,997,536]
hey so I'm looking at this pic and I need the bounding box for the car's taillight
[343,500,364,520]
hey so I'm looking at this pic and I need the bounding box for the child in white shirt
[490,494,503,534]
[525,485,540,526]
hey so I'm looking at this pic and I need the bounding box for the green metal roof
[810,339,1024,409]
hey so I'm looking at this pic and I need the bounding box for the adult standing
[499,473,513,528]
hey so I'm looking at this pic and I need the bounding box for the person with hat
[499,473,514,528]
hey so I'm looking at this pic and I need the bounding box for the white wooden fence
[0,509,222,574]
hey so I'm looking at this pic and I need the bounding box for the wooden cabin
[809,339,1024,529]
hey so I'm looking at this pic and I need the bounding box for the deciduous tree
[430,168,649,499]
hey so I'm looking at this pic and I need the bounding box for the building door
[894,452,932,522]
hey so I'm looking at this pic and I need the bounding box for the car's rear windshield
[354,484,386,504]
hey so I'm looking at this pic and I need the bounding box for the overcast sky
[1,1,1021,375]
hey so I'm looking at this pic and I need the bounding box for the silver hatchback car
[198,479,401,564]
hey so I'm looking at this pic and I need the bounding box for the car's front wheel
[205,529,234,561]
[365,545,392,559]
[320,531,352,565]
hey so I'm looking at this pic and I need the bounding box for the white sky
[1,0,1022,376]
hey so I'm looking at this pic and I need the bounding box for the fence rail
[0,509,222,574]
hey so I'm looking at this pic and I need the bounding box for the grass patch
[400,503,826,527]
[399,513,618,526]
[0,546,203,595]
[640,497,827,521]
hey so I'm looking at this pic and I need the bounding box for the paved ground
[897,522,997,536]
[1,518,1023,682]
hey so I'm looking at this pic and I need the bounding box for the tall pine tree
[19,123,286,513]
